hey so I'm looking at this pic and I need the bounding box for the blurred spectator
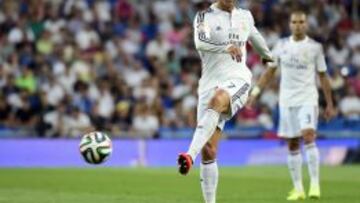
[329,68,346,94]
[347,21,360,50]
[122,59,150,88]
[41,102,67,137]
[64,106,92,137]
[257,105,274,130]
[40,75,65,108]
[259,81,278,110]
[13,90,37,128]
[44,6,66,43]
[8,17,34,44]
[351,46,360,70]
[132,103,159,138]
[75,23,100,51]
[146,33,172,66]
[236,107,259,126]
[339,86,360,120]
[91,79,115,129]
[36,31,54,56]
[327,37,350,68]
[133,77,158,105]
[111,101,132,134]
[15,67,37,93]
[0,95,12,126]
[349,71,360,96]
[72,81,93,114]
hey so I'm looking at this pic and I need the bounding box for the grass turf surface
[0,166,359,203]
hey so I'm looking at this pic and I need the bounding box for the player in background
[177,0,273,202]
[247,10,336,200]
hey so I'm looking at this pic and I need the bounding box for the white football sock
[200,160,218,203]
[187,109,220,161]
[287,150,304,192]
[305,142,320,187]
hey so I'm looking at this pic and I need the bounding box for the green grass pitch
[0,166,359,203]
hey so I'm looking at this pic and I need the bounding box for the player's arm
[246,38,282,108]
[316,45,336,121]
[247,11,273,62]
[193,12,242,61]
[193,12,228,53]
[246,65,277,108]
[318,72,336,121]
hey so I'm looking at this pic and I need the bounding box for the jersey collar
[211,3,235,14]
[290,35,309,43]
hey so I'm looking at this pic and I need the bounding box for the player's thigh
[298,106,319,134]
[198,89,226,130]
[217,79,251,120]
[278,107,300,138]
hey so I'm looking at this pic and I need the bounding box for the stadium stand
[0,0,359,138]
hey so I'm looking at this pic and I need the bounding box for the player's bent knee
[208,90,230,113]
[302,129,316,144]
[201,142,217,161]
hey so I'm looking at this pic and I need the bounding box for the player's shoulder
[307,37,320,44]
[234,6,253,18]
[306,37,324,51]
[196,7,215,17]
[195,7,214,22]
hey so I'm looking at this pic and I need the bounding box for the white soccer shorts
[278,105,319,138]
[197,79,250,130]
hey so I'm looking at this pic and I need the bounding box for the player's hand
[226,44,242,62]
[324,105,336,122]
[262,58,274,65]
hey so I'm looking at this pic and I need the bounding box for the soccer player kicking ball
[247,11,336,200]
[177,0,273,202]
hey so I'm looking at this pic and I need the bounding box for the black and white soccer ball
[79,131,112,164]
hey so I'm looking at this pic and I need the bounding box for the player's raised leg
[302,129,320,199]
[286,137,306,201]
[178,89,230,175]
[200,128,221,203]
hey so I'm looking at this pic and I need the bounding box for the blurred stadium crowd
[0,0,359,138]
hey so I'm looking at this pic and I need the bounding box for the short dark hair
[290,10,308,17]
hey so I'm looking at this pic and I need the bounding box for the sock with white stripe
[305,142,320,187]
[200,160,218,203]
[187,109,220,161]
[287,150,304,192]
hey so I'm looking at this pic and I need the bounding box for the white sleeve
[193,12,229,53]
[316,44,327,72]
[247,11,273,60]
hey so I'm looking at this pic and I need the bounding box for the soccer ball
[79,131,112,164]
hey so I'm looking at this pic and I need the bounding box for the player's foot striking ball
[177,153,193,175]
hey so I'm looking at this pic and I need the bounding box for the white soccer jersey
[194,4,272,94]
[271,36,327,107]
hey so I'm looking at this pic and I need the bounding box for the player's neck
[215,2,234,13]
[292,34,307,42]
